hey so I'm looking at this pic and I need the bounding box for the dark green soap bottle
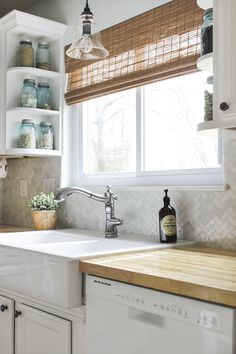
[159,189,177,243]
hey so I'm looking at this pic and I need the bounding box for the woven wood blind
[65,0,203,105]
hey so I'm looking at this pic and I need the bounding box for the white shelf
[7,67,60,79]
[198,115,236,131]
[1,10,67,39]
[7,107,60,116]
[5,148,61,157]
[0,155,22,159]
[197,0,213,10]
[197,120,218,131]
[197,53,213,73]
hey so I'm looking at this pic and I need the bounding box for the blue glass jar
[18,119,36,149]
[37,82,52,110]
[201,8,213,56]
[21,79,37,108]
[38,122,54,150]
[36,42,51,70]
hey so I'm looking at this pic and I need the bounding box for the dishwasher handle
[128,307,166,328]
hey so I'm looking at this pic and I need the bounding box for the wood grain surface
[80,246,236,307]
[0,225,33,233]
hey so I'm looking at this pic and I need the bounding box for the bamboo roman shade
[65,0,203,105]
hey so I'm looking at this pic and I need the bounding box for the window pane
[143,72,219,171]
[83,89,136,174]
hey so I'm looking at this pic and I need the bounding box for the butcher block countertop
[80,246,236,307]
[0,225,33,233]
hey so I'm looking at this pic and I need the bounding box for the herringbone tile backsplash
[2,158,61,228]
[2,130,236,248]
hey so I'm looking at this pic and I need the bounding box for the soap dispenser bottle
[159,189,177,243]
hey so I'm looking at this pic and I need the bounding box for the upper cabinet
[0,11,67,156]
[197,0,236,131]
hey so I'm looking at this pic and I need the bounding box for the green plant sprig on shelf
[29,192,61,211]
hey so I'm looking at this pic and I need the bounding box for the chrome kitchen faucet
[56,185,123,238]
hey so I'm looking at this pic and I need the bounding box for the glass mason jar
[18,40,34,67]
[204,75,213,121]
[36,42,51,70]
[21,79,37,108]
[18,119,36,149]
[38,121,54,150]
[37,82,52,110]
[201,8,213,56]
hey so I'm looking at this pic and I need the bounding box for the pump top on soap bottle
[159,189,177,243]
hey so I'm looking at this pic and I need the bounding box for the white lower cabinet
[0,295,14,354]
[15,304,71,354]
[0,295,73,354]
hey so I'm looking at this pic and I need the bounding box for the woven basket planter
[32,210,57,230]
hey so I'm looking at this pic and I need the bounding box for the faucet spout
[56,186,107,203]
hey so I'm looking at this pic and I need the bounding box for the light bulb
[78,34,93,53]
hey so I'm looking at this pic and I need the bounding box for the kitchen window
[66,1,223,188]
[73,71,222,188]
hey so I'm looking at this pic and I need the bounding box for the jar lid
[38,82,50,88]
[38,42,49,48]
[23,79,36,85]
[21,119,35,125]
[19,40,32,45]
[204,8,213,16]
[207,76,213,84]
[39,121,52,127]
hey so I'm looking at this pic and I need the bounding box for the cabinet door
[0,295,14,354]
[15,303,71,354]
[215,0,236,126]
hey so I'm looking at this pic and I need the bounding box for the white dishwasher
[85,276,236,354]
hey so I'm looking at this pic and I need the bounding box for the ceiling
[0,0,42,17]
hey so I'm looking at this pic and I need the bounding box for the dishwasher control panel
[115,290,218,330]
[87,276,235,336]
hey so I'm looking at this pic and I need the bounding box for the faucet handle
[106,185,114,197]
[106,185,117,200]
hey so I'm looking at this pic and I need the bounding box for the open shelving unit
[196,0,213,132]
[0,10,67,157]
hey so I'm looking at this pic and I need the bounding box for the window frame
[71,86,223,189]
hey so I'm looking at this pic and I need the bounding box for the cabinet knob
[220,102,230,111]
[0,304,8,312]
[14,310,22,318]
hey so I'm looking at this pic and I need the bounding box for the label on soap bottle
[161,215,176,236]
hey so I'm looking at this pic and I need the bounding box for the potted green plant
[29,192,60,230]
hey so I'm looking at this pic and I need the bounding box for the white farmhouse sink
[0,229,98,246]
[0,229,191,309]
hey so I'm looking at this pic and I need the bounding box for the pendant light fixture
[66,0,109,60]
